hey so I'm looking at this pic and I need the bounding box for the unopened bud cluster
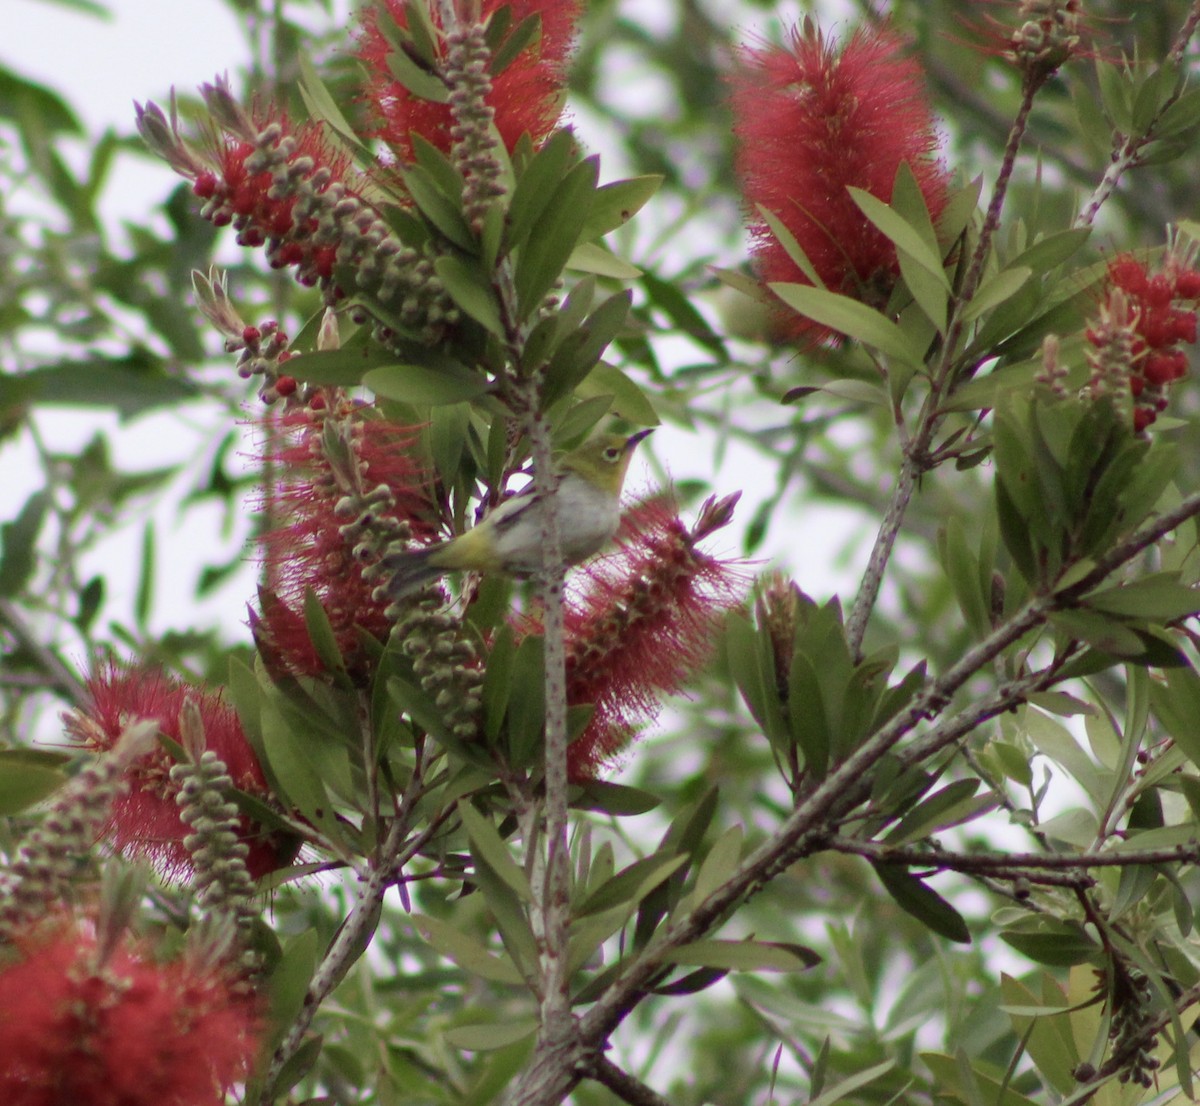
[445,24,507,233]
[397,602,485,741]
[1005,0,1082,84]
[1110,967,1159,1087]
[171,750,258,945]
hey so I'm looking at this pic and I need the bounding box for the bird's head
[560,428,654,495]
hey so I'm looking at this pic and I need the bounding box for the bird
[381,429,653,598]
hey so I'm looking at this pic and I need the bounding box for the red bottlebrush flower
[731,24,951,344]
[1086,252,1199,430]
[192,113,352,290]
[65,666,289,880]
[255,402,440,680]
[560,492,746,780]
[357,0,581,162]
[0,920,259,1106]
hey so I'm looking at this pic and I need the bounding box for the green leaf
[960,266,1033,323]
[1084,573,1200,621]
[569,779,661,816]
[488,10,540,78]
[505,633,546,768]
[0,490,48,597]
[302,588,349,681]
[849,186,950,288]
[1048,609,1149,660]
[297,53,370,152]
[922,1052,1041,1106]
[576,854,689,917]
[665,939,820,972]
[1001,922,1098,966]
[580,175,662,241]
[575,362,660,426]
[757,206,823,287]
[458,800,532,902]
[1151,666,1200,770]
[542,290,632,407]
[22,356,200,418]
[434,256,505,337]
[364,363,490,405]
[873,865,971,943]
[506,128,575,252]
[0,754,68,815]
[444,1020,538,1051]
[515,156,599,318]
[897,248,948,334]
[402,164,474,251]
[384,43,450,103]
[1012,228,1091,274]
[807,1060,897,1106]
[258,702,339,839]
[566,241,641,279]
[266,929,319,1046]
[999,974,1079,1095]
[787,651,828,778]
[691,823,744,905]
[883,779,986,846]
[769,283,924,367]
[482,623,516,741]
[726,613,788,750]
[413,914,525,984]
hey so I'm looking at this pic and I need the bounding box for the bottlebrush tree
[7,1,1200,1104]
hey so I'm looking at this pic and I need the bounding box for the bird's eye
[603,447,621,462]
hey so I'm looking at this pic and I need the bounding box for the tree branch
[846,71,1042,659]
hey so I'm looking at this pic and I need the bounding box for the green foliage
[9,3,1200,1106]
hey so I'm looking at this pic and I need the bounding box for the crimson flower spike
[0,918,260,1106]
[562,492,747,780]
[356,0,582,163]
[253,401,441,681]
[1085,249,1200,432]
[64,665,294,880]
[730,23,951,345]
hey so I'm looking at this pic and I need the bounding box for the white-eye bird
[382,429,653,598]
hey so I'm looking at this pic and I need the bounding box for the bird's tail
[379,546,444,599]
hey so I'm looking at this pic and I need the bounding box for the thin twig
[828,836,1200,874]
[587,1057,676,1106]
[845,73,1042,658]
[1075,0,1200,229]
[262,779,449,1092]
[0,599,86,709]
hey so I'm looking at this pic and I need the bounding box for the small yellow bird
[382,429,653,598]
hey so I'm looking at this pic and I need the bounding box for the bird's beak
[626,428,655,450]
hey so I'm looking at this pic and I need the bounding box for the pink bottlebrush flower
[65,666,290,880]
[191,113,350,289]
[731,24,951,344]
[1087,253,1200,431]
[356,0,581,162]
[255,403,441,680]
[561,492,746,780]
[0,919,260,1106]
